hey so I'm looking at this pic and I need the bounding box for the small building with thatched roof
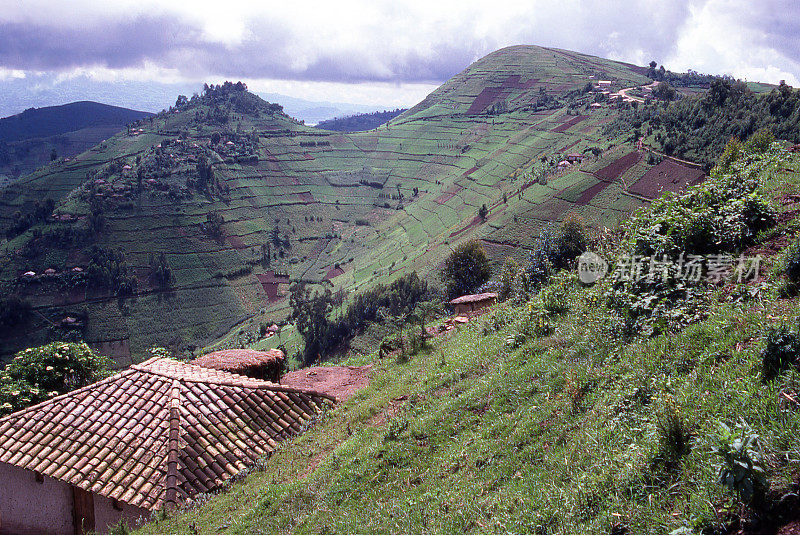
[192,349,286,382]
[449,292,498,316]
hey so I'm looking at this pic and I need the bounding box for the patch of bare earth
[281,365,373,402]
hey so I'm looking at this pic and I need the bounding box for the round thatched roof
[192,349,285,373]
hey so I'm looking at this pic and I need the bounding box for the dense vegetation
[608,78,800,169]
[315,109,406,131]
[290,272,431,364]
[440,240,492,299]
[0,342,110,416]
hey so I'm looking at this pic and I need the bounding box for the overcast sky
[1,0,799,107]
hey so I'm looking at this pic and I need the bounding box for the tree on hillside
[149,253,173,288]
[441,240,492,299]
[552,217,588,269]
[478,204,488,221]
[653,82,677,101]
[289,283,334,365]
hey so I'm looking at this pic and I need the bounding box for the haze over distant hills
[0,74,391,125]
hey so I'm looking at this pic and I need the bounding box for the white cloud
[2,0,800,106]
[665,0,800,85]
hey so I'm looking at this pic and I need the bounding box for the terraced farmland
[0,46,703,363]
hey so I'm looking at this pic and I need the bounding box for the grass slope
[135,149,800,535]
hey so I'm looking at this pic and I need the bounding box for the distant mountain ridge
[0,101,153,143]
[315,109,407,132]
[0,74,394,126]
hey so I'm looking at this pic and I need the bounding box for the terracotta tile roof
[0,358,333,511]
[192,349,285,374]
[449,292,498,305]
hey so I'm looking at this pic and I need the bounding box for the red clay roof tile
[0,358,333,511]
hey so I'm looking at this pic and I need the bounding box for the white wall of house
[94,495,150,533]
[0,462,151,535]
[0,462,73,535]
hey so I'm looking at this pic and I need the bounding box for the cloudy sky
[1,0,799,108]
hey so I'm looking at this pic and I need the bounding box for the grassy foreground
[136,303,800,533]
[134,148,800,535]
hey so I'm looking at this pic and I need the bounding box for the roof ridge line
[164,379,181,510]
[134,358,336,401]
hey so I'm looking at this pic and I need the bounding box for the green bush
[540,279,571,315]
[607,143,777,335]
[760,324,800,381]
[441,240,491,299]
[523,304,553,337]
[743,128,775,154]
[498,257,520,301]
[711,421,768,505]
[784,238,800,284]
[0,342,111,416]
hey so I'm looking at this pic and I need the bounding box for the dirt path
[281,365,372,402]
[613,81,658,103]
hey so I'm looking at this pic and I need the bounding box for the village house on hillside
[449,292,498,316]
[0,358,332,535]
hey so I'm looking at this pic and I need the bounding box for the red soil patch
[467,87,507,115]
[629,158,705,198]
[281,365,372,402]
[576,181,610,205]
[324,266,345,280]
[227,235,247,250]
[256,272,290,301]
[594,151,642,182]
[551,115,588,133]
[466,75,537,115]
[298,191,315,203]
[463,166,479,177]
[435,192,457,204]
[434,184,464,205]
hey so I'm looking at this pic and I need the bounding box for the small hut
[449,292,498,316]
[192,349,285,382]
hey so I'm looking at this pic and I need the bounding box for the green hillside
[0,46,691,364]
[134,141,800,534]
[0,101,154,182]
[314,109,406,132]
